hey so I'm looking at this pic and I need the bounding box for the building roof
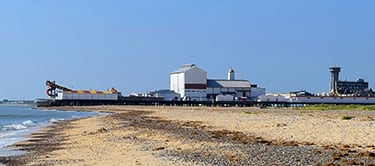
[171,64,199,74]
[152,89,179,94]
[207,79,251,88]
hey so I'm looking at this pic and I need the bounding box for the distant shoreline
[0,104,32,107]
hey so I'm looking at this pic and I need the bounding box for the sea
[0,105,100,157]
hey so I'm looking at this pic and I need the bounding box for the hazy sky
[1,1,375,100]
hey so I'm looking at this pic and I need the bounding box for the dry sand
[150,107,375,150]
[1,106,375,165]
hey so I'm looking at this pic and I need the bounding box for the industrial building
[257,66,375,104]
[170,64,208,101]
[170,64,265,101]
[147,89,181,101]
[330,67,375,96]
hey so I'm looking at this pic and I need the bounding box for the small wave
[48,119,58,123]
[2,124,27,131]
[1,120,37,131]
[22,120,35,126]
[48,118,64,123]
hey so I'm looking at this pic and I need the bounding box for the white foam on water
[0,125,42,157]
[2,124,27,131]
[1,120,36,132]
[48,118,64,123]
[22,120,35,126]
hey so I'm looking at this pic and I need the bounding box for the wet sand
[1,106,374,165]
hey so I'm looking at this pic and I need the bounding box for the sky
[1,1,375,100]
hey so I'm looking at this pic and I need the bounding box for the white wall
[179,73,185,96]
[257,94,288,102]
[170,73,185,96]
[170,74,178,92]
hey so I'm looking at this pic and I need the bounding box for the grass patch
[293,104,375,111]
[342,116,354,120]
[244,111,258,115]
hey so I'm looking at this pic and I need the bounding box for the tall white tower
[228,68,235,80]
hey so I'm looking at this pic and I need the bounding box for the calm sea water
[0,106,100,156]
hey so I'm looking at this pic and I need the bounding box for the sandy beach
[1,106,375,165]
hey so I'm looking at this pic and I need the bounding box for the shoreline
[0,118,80,165]
[1,106,374,165]
[0,107,105,165]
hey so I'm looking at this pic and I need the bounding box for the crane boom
[46,81,72,97]
[45,80,120,98]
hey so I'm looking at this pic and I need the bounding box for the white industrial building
[170,64,207,101]
[170,64,265,101]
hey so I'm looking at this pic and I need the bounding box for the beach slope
[1,106,374,165]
